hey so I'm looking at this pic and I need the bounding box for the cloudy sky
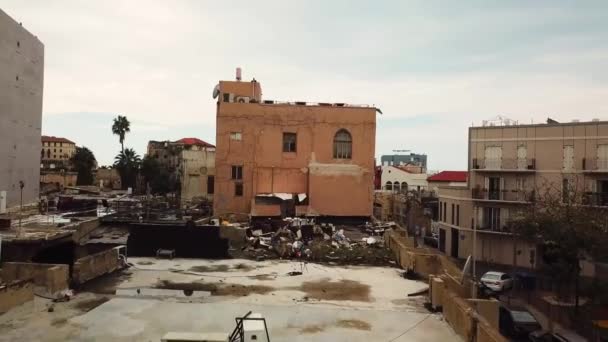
[4,1,608,170]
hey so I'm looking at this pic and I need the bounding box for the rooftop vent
[236,67,242,81]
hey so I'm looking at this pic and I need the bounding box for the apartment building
[381,153,427,170]
[436,119,608,271]
[41,136,76,169]
[0,9,44,209]
[213,73,377,218]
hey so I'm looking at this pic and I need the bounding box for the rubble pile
[241,219,397,266]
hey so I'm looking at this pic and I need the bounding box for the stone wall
[72,246,124,285]
[0,280,34,314]
[1,262,69,295]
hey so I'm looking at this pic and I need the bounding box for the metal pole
[472,206,478,298]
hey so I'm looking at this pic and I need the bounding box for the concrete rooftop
[0,258,460,342]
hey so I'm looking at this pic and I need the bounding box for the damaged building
[213,71,378,219]
[146,138,215,203]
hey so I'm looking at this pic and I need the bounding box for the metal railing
[472,158,536,171]
[582,158,608,171]
[583,192,608,206]
[471,188,534,202]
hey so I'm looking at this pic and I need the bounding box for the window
[223,93,230,102]
[283,132,297,152]
[235,182,243,196]
[333,129,352,159]
[562,178,570,203]
[456,205,460,226]
[439,201,442,221]
[443,202,447,221]
[451,203,455,224]
[401,182,408,192]
[393,182,400,193]
[231,165,243,180]
[54,149,56,152]
[230,132,242,141]
[385,181,392,191]
[207,176,214,194]
[483,207,501,231]
[563,145,574,171]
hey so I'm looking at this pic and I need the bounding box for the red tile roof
[41,135,75,144]
[427,171,468,182]
[174,137,215,148]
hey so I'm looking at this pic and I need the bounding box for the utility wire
[387,314,432,342]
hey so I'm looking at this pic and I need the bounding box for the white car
[480,271,513,292]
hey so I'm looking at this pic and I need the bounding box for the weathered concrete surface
[0,280,34,314]
[0,8,44,208]
[1,262,69,295]
[72,246,123,285]
[0,258,459,341]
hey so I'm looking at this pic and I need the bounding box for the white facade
[380,166,428,192]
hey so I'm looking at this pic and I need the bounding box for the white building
[380,166,428,193]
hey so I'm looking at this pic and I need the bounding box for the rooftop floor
[0,258,460,341]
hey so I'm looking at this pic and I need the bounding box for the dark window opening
[333,129,352,159]
[223,93,230,102]
[17,41,20,48]
[231,165,243,180]
[207,176,215,194]
[235,182,243,196]
[283,132,297,152]
[456,205,460,226]
[451,203,455,224]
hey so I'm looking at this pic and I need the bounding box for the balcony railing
[583,192,608,206]
[471,188,535,202]
[582,158,608,172]
[472,158,536,171]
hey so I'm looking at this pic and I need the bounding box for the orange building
[213,74,377,218]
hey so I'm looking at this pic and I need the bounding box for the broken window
[283,132,297,152]
[230,132,242,141]
[235,182,243,196]
[207,175,214,194]
[333,129,352,159]
[231,165,243,180]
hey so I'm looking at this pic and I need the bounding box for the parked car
[480,271,513,292]
[499,306,542,340]
[529,330,570,342]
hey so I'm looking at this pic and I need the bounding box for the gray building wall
[0,9,44,208]
[381,153,427,168]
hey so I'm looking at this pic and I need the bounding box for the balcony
[471,188,535,203]
[582,158,608,173]
[471,158,536,172]
[583,192,608,207]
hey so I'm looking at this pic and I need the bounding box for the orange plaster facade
[214,79,376,217]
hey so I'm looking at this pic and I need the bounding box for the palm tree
[112,115,131,152]
[114,148,141,190]
[70,147,97,185]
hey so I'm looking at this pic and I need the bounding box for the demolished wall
[72,246,123,285]
[1,262,69,296]
[0,280,34,314]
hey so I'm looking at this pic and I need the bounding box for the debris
[287,271,303,276]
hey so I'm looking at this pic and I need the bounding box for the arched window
[333,129,352,159]
[401,182,408,192]
[385,181,392,191]
[393,182,400,193]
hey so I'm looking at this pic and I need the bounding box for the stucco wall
[0,280,34,314]
[215,81,376,217]
[1,262,69,295]
[0,9,44,209]
[180,148,215,202]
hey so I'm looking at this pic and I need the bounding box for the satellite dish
[212,84,220,99]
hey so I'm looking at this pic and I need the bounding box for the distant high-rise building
[381,153,427,170]
[0,9,44,209]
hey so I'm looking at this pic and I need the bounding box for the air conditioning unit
[236,96,250,103]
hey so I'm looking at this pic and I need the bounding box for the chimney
[236,67,242,81]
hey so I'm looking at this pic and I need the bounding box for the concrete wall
[0,280,34,314]
[215,79,376,217]
[0,9,44,209]
[180,147,215,202]
[1,262,69,295]
[72,246,122,285]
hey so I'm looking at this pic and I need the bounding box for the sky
[3,1,608,170]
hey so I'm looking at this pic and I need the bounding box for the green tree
[510,181,608,309]
[111,115,131,152]
[140,155,175,194]
[114,148,141,190]
[70,147,97,185]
